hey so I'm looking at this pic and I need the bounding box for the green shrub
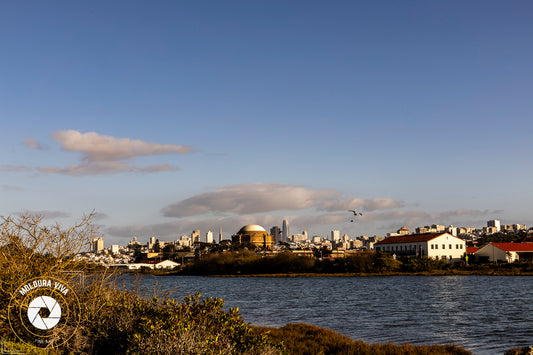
[76,288,279,354]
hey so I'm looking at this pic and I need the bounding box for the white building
[175,235,191,248]
[331,230,340,242]
[124,259,181,270]
[487,220,501,232]
[111,244,120,254]
[206,230,213,243]
[374,233,466,263]
[91,237,104,253]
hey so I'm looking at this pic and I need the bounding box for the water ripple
[125,275,533,355]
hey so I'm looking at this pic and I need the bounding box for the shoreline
[140,269,533,277]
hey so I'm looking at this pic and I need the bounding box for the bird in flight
[348,210,363,222]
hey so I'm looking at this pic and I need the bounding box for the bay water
[122,275,533,355]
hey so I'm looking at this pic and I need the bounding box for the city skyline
[1,1,532,246]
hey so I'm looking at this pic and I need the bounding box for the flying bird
[348,210,363,222]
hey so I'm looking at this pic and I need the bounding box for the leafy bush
[76,288,279,354]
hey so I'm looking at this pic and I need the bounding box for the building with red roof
[475,243,533,263]
[374,232,466,263]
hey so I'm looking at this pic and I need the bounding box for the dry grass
[254,323,472,355]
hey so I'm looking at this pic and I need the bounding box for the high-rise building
[270,226,281,243]
[331,230,340,242]
[192,230,200,243]
[91,237,104,253]
[219,226,223,243]
[487,220,501,232]
[282,219,289,242]
[206,230,213,243]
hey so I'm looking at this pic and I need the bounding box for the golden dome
[238,224,267,233]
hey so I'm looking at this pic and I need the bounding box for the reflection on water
[121,275,533,355]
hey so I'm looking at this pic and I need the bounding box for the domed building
[232,224,274,250]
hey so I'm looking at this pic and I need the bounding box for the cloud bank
[101,182,502,240]
[161,183,402,218]
[51,130,193,162]
[17,130,195,176]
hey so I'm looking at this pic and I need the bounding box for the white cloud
[51,130,193,161]
[161,183,336,217]
[27,130,194,176]
[162,183,403,218]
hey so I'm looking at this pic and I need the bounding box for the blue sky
[1,1,532,245]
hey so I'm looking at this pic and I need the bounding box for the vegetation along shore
[2,214,532,353]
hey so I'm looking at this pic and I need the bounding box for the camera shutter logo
[8,277,81,348]
[27,295,62,330]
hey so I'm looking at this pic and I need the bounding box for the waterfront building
[232,224,274,250]
[374,232,466,263]
[475,243,533,263]
[123,259,180,270]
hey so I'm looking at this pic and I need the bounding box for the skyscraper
[206,230,213,243]
[91,237,104,253]
[331,230,340,242]
[192,230,200,243]
[282,219,289,242]
[219,226,223,243]
[270,226,281,243]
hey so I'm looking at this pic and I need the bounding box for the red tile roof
[466,247,479,254]
[375,233,459,245]
[491,243,533,252]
